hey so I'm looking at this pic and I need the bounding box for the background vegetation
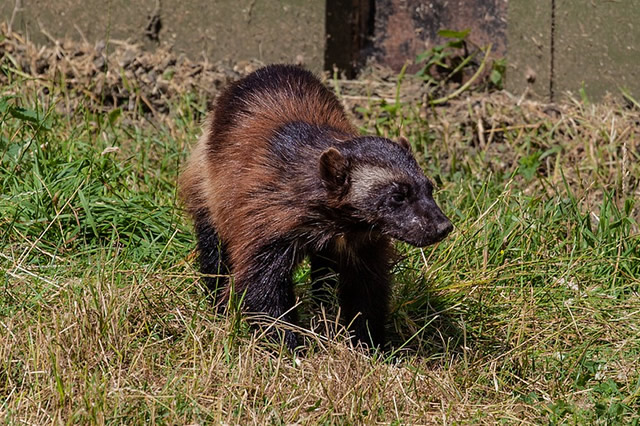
[2,32,640,423]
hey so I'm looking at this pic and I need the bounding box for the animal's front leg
[233,241,300,351]
[335,241,394,349]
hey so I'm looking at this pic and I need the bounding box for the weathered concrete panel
[554,1,640,100]
[2,0,326,71]
[373,0,508,72]
[505,1,552,100]
[506,1,640,102]
[1,0,152,46]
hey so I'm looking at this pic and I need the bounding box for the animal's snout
[436,217,453,239]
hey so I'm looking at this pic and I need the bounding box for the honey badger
[180,64,452,351]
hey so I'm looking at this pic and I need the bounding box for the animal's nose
[437,218,453,237]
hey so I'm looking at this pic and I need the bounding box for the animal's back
[210,64,356,148]
[180,65,355,267]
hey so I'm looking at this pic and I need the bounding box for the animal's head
[319,136,452,247]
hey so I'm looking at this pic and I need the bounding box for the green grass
[1,63,639,424]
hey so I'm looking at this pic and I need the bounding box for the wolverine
[180,64,452,351]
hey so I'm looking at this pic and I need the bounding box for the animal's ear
[319,147,350,191]
[397,136,411,151]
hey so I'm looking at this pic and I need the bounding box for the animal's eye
[389,183,411,205]
[390,192,406,204]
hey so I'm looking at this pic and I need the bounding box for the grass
[1,59,640,424]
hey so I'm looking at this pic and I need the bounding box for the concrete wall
[3,0,640,101]
[372,0,507,72]
[507,1,640,101]
[505,1,551,99]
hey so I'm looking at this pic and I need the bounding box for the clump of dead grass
[0,271,494,424]
[0,22,261,117]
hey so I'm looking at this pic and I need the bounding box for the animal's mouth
[389,221,453,247]
[395,234,443,247]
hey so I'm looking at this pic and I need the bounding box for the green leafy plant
[415,29,496,105]
[415,29,471,88]
[489,57,507,90]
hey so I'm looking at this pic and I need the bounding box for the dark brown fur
[180,64,452,351]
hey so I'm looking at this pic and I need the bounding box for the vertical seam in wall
[549,0,556,102]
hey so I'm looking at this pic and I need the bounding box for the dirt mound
[0,23,265,116]
[0,23,461,120]
[1,23,501,122]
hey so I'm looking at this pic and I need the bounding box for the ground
[1,25,640,424]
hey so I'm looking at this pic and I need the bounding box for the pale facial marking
[350,165,399,201]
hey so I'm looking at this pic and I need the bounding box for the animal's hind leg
[193,209,230,304]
